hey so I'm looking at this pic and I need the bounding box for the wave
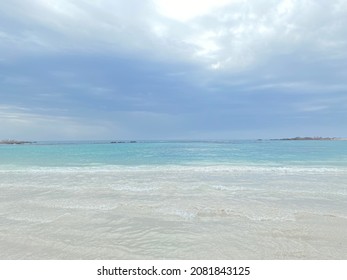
[1,164,347,174]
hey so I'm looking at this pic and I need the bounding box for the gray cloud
[1,0,346,139]
[1,0,346,70]
[0,104,123,140]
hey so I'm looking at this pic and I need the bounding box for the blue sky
[1,0,347,140]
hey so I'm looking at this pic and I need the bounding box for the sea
[0,140,346,259]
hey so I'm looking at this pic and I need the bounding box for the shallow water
[0,141,346,259]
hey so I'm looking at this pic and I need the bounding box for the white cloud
[0,104,189,140]
[0,105,121,140]
[297,105,328,112]
[154,0,236,22]
[1,1,346,140]
[0,0,346,71]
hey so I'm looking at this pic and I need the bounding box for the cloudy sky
[1,0,347,140]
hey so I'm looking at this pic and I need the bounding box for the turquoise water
[1,140,346,259]
[1,140,347,167]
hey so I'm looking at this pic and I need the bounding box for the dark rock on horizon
[0,139,35,144]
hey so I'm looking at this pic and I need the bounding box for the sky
[1,0,347,140]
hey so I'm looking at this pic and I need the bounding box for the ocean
[0,140,346,259]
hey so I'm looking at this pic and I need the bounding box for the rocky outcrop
[0,139,34,144]
[110,141,137,144]
[279,137,339,141]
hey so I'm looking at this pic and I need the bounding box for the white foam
[1,164,347,174]
[158,208,197,221]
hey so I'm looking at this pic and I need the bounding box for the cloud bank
[2,0,346,68]
[1,0,346,139]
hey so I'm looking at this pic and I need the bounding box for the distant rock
[279,137,338,141]
[110,141,137,144]
[0,139,35,144]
